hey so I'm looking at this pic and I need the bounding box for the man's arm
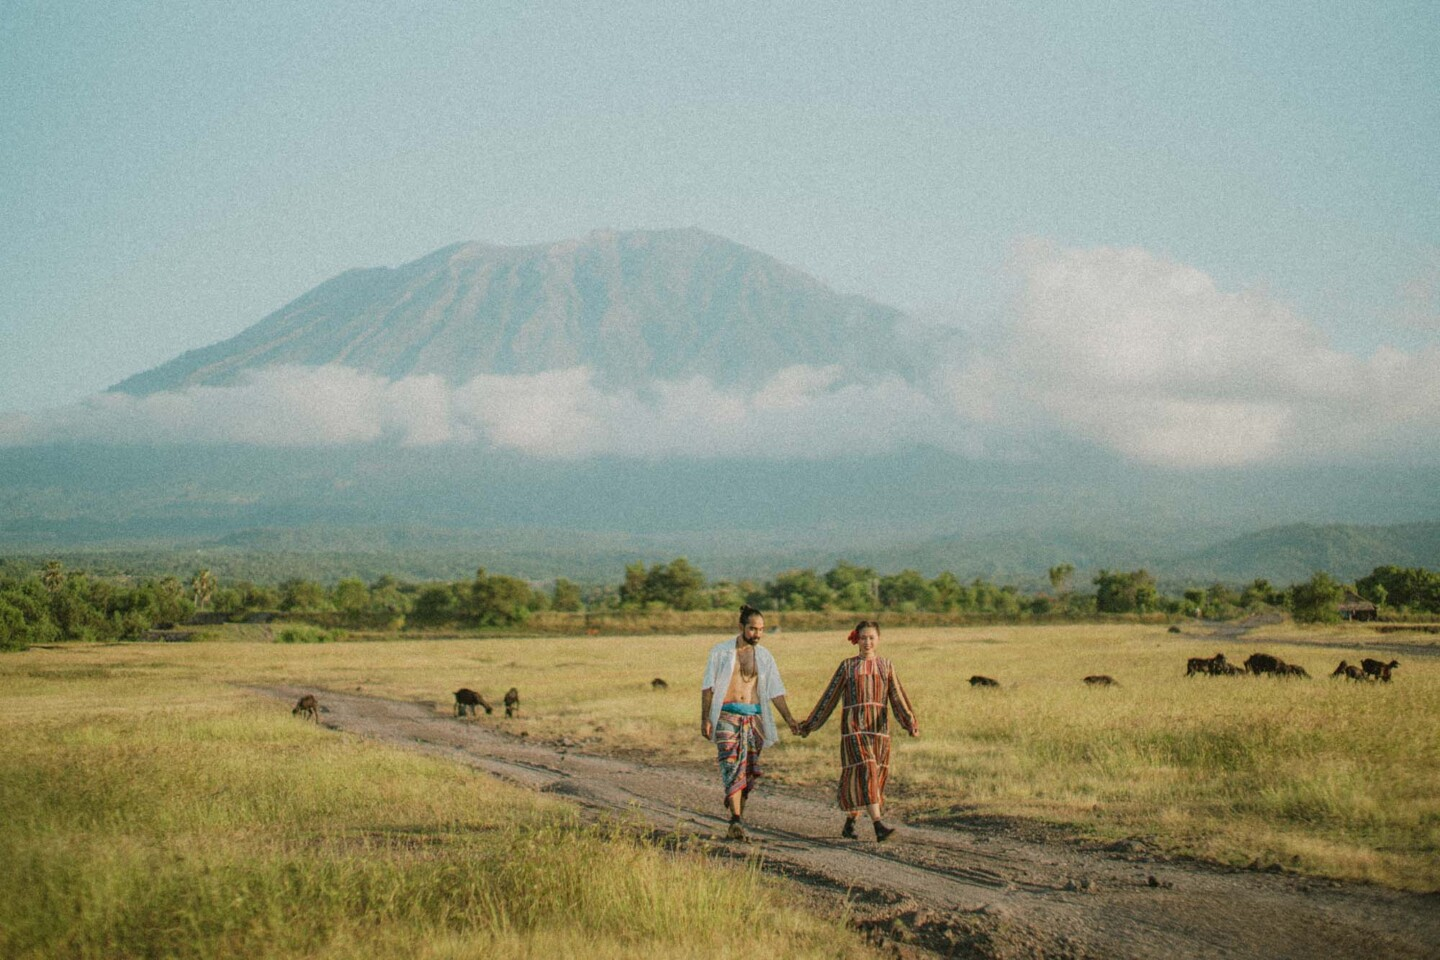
[770,694,802,736]
[700,687,714,739]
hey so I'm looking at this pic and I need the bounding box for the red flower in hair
[847,628,860,644]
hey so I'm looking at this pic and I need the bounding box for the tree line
[4,558,1439,651]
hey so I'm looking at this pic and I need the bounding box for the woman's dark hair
[739,604,764,627]
[848,620,880,644]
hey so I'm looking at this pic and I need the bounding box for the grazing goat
[292,694,319,722]
[1277,663,1310,678]
[1167,625,1182,634]
[651,677,669,691]
[1186,652,1229,677]
[503,687,520,718]
[1083,675,1117,686]
[1361,658,1399,682]
[1244,653,1283,675]
[969,675,999,688]
[1331,660,1366,681]
[453,688,493,717]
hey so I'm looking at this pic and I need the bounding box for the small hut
[1337,590,1377,622]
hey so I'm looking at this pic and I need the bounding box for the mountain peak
[111,229,926,395]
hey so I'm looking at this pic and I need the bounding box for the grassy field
[0,655,881,959]
[3,619,1436,960]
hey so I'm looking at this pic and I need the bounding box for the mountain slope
[1165,522,1440,583]
[112,228,932,394]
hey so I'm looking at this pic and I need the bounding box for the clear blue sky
[3,0,1437,413]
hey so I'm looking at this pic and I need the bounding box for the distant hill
[1164,522,1440,584]
[112,228,940,395]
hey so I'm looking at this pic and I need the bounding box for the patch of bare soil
[254,686,1440,960]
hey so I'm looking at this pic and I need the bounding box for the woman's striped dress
[804,656,919,811]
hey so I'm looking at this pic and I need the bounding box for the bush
[275,625,343,644]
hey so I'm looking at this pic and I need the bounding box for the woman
[801,620,919,841]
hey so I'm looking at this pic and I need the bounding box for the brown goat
[1361,658,1399,682]
[1186,652,1229,677]
[1277,663,1311,679]
[1331,660,1366,681]
[453,688,493,717]
[1083,675,1117,686]
[651,677,669,691]
[292,694,319,722]
[503,687,520,718]
[969,675,999,688]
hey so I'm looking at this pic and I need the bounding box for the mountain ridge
[111,228,934,395]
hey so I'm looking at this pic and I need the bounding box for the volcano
[112,228,937,396]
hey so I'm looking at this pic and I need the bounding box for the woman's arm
[887,663,919,737]
[802,662,847,733]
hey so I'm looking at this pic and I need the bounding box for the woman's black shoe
[873,821,896,842]
[841,818,858,839]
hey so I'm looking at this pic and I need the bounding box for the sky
[2,1,1438,469]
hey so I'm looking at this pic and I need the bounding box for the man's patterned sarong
[715,711,764,803]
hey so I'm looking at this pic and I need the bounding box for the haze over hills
[112,228,939,395]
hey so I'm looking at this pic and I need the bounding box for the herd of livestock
[1184,652,1400,682]
[960,653,1404,689]
[290,652,1406,719]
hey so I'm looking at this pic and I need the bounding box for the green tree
[1289,571,1345,623]
[411,584,461,625]
[825,562,877,595]
[470,568,535,626]
[768,569,835,611]
[552,578,583,612]
[877,569,935,611]
[1356,565,1440,614]
[1094,569,1159,614]
[1047,563,1075,596]
[619,562,649,608]
[929,572,969,612]
[332,578,371,617]
[644,558,707,610]
[280,579,330,612]
[1240,578,1282,608]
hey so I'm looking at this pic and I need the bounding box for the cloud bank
[986,243,1440,467]
[5,244,1437,468]
[0,363,969,461]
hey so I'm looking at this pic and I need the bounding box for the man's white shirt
[701,638,787,747]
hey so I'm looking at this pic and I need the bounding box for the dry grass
[0,655,880,960]
[7,620,1438,895]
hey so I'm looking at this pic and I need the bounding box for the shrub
[275,625,343,644]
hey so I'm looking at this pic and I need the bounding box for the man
[701,604,803,840]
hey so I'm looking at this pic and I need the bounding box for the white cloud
[985,243,1440,467]
[0,363,974,461]
[3,243,1436,469]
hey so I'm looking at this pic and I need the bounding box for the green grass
[0,667,878,960]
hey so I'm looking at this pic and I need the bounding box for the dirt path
[256,686,1440,960]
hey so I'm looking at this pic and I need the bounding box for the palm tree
[191,569,217,612]
[41,560,65,594]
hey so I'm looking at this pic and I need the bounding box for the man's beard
[742,635,760,645]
